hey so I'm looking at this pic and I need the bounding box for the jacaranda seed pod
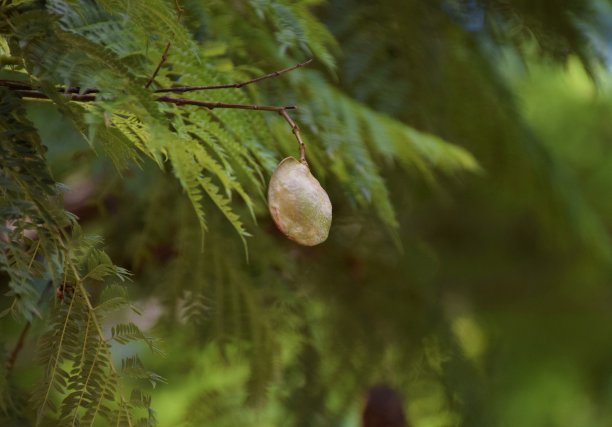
[268,157,332,246]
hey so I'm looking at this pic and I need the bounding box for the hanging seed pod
[268,157,332,246]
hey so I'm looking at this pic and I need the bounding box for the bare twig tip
[145,42,172,89]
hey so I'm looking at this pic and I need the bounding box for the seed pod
[268,157,332,246]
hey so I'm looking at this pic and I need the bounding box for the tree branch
[13,89,97,102]
[2,59,313,96]
[0,79,32,91]
[7,88,296,111]
[155,95,296,111]
[1,66,310,162]
[6,281,53,372]
[279,109,307,165]
[145,42,171,89]
[0,80,98,94]
[6,322,31,371]
[155,59,313,93]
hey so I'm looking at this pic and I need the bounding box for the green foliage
[3,0,612,426]
[0,88,72,321]
[0,0,479,423]
[2,0,478,243]
[289,73,481,228]
[249,0,340,70]
[26,234,160,426]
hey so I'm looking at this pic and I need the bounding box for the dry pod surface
[268,157,332,246]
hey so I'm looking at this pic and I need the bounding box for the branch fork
[0,48,312,164]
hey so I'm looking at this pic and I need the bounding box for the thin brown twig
[174,0,184,20]
[2,73,309,162]
[1,59,313,96]
[145,41,171,89]
[6,322,31,371]
[0,79,32,91]
[9,88,296,111]
[6,281,53,372]
[279,109,307,165]
[156,95,296,111]
[13,89,97,102]
[0,79,100,95]
[142,0,180,90]
[155,59,313,94]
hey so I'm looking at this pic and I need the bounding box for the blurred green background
[6,0,612,426]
